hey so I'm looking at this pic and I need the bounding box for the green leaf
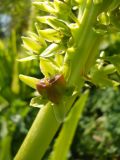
[53,0,71,20]
[38,29,62,43]
[35,23,47,47]
[0,40,4,50]
[30,96,48,108]
[40,43,65,58]
[40,57,59,77]
[106,55,120,74]
[91,67,119,87]
[19,74,39,89]
[49,90,89,160]
[33,2,55,14]
[0,96,9,112]
[55,54,64,67]
[37,16,70,36]
[27,31,39,41]
[22,37,42,53]
[17,55,37,62]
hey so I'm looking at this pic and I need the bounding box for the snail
[36,74,66,122]
[36,74,66,104]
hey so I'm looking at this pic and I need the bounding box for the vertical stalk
[14,102,59,160]
[0,135,12,160]
[14,95,77,160]
[69,0,100,85]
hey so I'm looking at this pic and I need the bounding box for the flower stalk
[14,0,120,160]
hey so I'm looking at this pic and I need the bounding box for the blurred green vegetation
[71,88,120,160]
[0,1,40,160]
[0,0,31,37]
[0,1,120,160]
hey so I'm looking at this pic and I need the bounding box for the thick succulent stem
[14,102,59,160]
[14,95,77,160]
[69,0,101,85]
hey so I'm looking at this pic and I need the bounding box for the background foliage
[0,1,120,160]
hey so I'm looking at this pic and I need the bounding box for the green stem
[69,0,100,85]
[69,30,100,86]
[14,102,59,160]
[0,135,12,160]
[14,95,77,160]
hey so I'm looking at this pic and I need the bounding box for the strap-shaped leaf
[35,23,47,47]
[27,31,39,41]
[37,16,70,36]
[53,0,71,20]
[49,90,89,160]
[33,2,55,14]
[22,37,43,53]
[38,29,62,43]
[40,43,65,58]
[19,74,39,89]
[0,96,9,111]
[17,55,37,62]
[55,54,64,67]
[40,57,59,77]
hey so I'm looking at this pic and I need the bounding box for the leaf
[106,55,120,74]
[91,67,119,87]
[0,96,9,112]
[40,57,59,77]
[19,74,39,89]
[35,23,47,47]
[11,61,20,94]
[55,54,64,67]
[17,55,37,62]
[49,90,89,160]
[38,29,61,43]
[53,0,71,20]
[27,31,40,41]
[40,43,64,58]
[30,96,47,108]
[37,16,70,36]
[22,37,42,53]
[33,2,55,14]
[48,18,70,36]
[0,40,4,50]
